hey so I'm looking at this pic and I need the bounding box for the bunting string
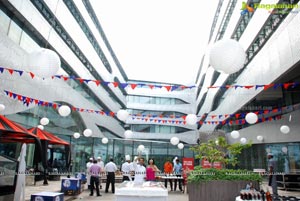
[0,66,195,91]
[0,66,299,91]
[208,82,299,90]
[4,90,297,126]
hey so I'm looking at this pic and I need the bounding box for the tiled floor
[25,178,300,201]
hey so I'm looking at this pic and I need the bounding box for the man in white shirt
[86,157,93,189]
[121,155,134,181]
[132,156,146,184]
[104,158,118,193]
[97,157,105,189]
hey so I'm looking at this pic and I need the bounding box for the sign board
[201,159,222,169]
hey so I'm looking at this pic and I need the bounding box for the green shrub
[188,167,262,183]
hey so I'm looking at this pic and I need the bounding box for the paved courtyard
[25,178,300,201]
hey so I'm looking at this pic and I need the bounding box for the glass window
[127,95,187,105]
[20,31,40,51]
[0,9,10,33]
[7,19,22,44]
[238,143,300,173]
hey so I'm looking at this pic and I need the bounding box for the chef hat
[89,157,93,161]
[125,155,131,161]
[97,157,101,160]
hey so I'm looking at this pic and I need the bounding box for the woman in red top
[146,158,160,181]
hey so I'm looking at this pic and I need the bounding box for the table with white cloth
[161,175,184,180]
[115,181,168,201]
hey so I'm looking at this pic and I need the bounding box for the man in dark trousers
[104,158,118,193]
[89,159,102,196]
[267,153,278,196]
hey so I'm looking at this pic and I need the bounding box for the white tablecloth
[115,181,168,201]
[161,176,184,180]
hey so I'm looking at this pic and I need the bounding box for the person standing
[89,160,101,196]
[164,159,173,191]
[86,157,93,190]
[133,156,146,184]
[267,153,278,196]
[104,158,118,193]
[97,157,105,189]
[146,158,160,181]
[173,158,183,192]
[121,155,134,181]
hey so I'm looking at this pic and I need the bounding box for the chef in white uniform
[132,156,146,184]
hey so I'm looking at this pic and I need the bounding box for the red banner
[182,158,194,185]
[201,159,222,169]
[182,158,194,172]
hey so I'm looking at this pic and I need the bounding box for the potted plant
[188,136,262,201]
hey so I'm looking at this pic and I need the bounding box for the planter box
[188,180,259,201]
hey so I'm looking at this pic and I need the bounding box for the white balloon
[124,130,133,138]
[282,147,288,154]
[0,104,5,111]
[280,125,290,134]
[58,105,71,117]
[177,143,184,149]
[117,110,129,122]
[102,137,109,144]
[209,39,246,74]
[240,137,247,144]
[83,129,92,137]
[170,137,180,145]
[138,144,145,152]
[245,112,258,124]
[40,117,49,126]
[256,135,264,141]
[28,48,61,78]
[73,132,80,139]
[37,125,44,130]
[186,114,198,125]
[230,130,240,139]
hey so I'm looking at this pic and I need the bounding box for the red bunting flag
[94,80,101,86]
[164,86,171,91]
[264,84,274,90]
[113,82,119,87]
[8,69,14,75]
[62,76,69,81]
[130,84,137,89]
[29,72,35,78]
[244,85,254,89]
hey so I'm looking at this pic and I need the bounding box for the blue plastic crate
[61,178,81,192]
[31,192,63,201]
[75,172,87,183]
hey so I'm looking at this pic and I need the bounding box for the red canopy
[28,127,69,146]
[0,115,38,143]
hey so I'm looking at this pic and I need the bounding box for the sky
[91,0,219,85]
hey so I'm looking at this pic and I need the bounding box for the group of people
[163,157,184,192]
[120,155,184,192]
[86,156,117,196]
[86,155,185,196]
